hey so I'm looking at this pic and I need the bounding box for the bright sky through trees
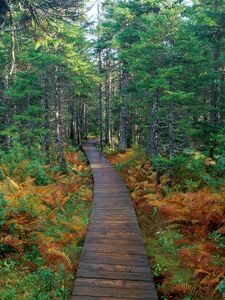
[86,0,193,21]
[87,0,99,21]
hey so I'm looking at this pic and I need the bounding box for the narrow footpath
[72,141,158,299]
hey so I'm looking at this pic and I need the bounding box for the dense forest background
[0,0,225,299]
[0,0,225,177]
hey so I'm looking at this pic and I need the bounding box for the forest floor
[105,146,225,300]
[0,145,93,300]
[0,143,224,300]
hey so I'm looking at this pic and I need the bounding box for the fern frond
[0,235,23,252]
[171,283,198,295]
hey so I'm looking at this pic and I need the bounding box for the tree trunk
[3,75,11,149]
[69,102,76,144]
[54,67,67,172]
[8,0,16,76]
[76,99,81,146]
[42,72,51,163]
[119,68,129,151]
[210,47,219,128]
[105,55,111,146]
[150,90,161,185]
[119,106,127,152]
[84,99,88,139]
[168,98,174,187]
[99,51,103,150]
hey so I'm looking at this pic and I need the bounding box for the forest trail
[72,141,158,299]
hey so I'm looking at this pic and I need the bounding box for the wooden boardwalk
[72,141,158,300]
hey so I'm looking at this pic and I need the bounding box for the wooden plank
[73,286,155,299]
[91,207,133,212]
[91,211,135,217]
[78,263,151,274]
[89,220,138,225]
[86,231,144,241]
[87,230,140,235]
[72,297,156,300]
[83,243,146,255]
[89,216,136,222]
[77,269,151,281]
[84,237,144,246]
[75,278,155,290]
[80,252,149,266]
[88,224,139,231]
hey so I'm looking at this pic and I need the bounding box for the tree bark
[119,68,129,151]
[119,106,127,152]
[168,98,174,187]
[99,51,103,150]
[150,90,161,185]
[42,72,51,163]
[105,53,111,146]
[84,99,88,139]
[54,67,67,172]
[210,46,219,128]
[8,0,16,76]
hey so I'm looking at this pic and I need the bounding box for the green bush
[0,170,5,180]
[24,265,70,300]
[217,277,225,296]
[152,152,207,191]
[0,141,27,173]
[25,160,50,185]
[158,229,182,254]
[0,194,8,228]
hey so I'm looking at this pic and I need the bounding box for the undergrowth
[0,143,93,299]
[106,146,225,300]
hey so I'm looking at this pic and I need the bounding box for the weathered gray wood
[72,141,158,299]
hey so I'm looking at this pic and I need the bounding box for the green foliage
[0,141,27,170]
[217,277,225,295]
[0,194,8,228]
[152,152,208,191]
[0,169,5,180]
[0,261,70,300]
[23,265,70,300]
[159,230,182,254]
[102,145,119,156]
[209,232,225,249]
[25,160,50,186]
